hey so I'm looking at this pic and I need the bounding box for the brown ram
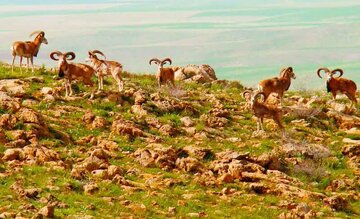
[243,90,284,136]
[87,50,124,92]
[317,67,357,107]
[50,51,95,98]
[149,58,176,87]
[11,31,48,73]
[258,67,296,105]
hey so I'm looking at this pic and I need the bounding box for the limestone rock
[111,118,146,138]
[82,111,95,124]
[174,64,217,83]
[91,116,107,129]
[0,91,21,111]
[84,183,99,194]
[2,148,24,161]
[0,79,27,97]
[180,116,194,127]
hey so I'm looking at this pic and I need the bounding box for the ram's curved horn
[316,67,330,78]
[90,50,106,59]
[242,90,253,99]
[253,92,266,102]
[331,68,344,78]
[29,30,44,38]
[161,58,172,65]
[280,67,293,77]
[50,51,63,61]
[149,58,161,65]
[64,52,76,61]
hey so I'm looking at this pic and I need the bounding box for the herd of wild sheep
[10,31,358,136]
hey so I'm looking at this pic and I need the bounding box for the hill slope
[0,64,359,218]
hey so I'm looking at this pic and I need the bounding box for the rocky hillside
[0,63,359,218]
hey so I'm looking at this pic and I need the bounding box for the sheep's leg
[65,83,69,97]
[345,92,357,108]
[332,92,337,101]
[114,74,123,92]
[100,76,104,90]
[11,56,16,73]
[260,117,264,131]
[256,118,260,132]
[69,81,73,96]
[26,58,29,72]
[19,56,23,73]
[98,75,102,90]
[30,57,34,73]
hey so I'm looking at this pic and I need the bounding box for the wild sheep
[11,31,48,73]
[87,50,124,92]
[258,67,296,105]
[317,67,357,107]
[50,50,95,98]
[149,58,176,87]
[243,90,284,135]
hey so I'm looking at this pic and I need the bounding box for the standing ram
[50,50,95,98]
[87,50,124,92]
[258,67,296,105]
[149,58,177,88]
[11,31,48,73]
[317,67,357,107]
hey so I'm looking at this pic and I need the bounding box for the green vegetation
[0,64,359,218]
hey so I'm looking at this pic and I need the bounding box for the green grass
[1,63,359,218]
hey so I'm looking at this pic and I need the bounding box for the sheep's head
[88,50,106,62]
[243,90,265,106]
[280,67,296,79]
[30,31,48,45]
[317,67,343,80]
[50,51,75,78]
[242,90,253,102]
[149,58,172,72]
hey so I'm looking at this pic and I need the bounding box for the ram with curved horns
[11,31,48,73]
[50,51,95,98]
[317,67,357,107]
[258,67,296,106]
[149,58,178,88]
[243,90,284,136]
[87,50,124,92]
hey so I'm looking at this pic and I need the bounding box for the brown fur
[157,67,175,87]
[50,51,95,97]
[11,31,48,73]
[244,91,284,133]
[87,51,124,92]
[149,58,175,87]
[258,67,296,105]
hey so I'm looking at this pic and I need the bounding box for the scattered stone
[40,87,53,95]
[38,205,55,218]
[180,116,194,127]
[2,148,24,161]
[82,111,95,124]
[324,195,349,211]
[84,183,99,195]
[91,116,107,129]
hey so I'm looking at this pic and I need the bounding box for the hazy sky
[1,0,359,89]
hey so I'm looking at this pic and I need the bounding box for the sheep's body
[318,67,357,106]
[87,50,124,92]
[243,91,284,135]
[258,67,296,105]
[327,78,357,103]
[50,51,95,97]
[157,67,175,87]
[11,31,48,73]
[149,58,175,88]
